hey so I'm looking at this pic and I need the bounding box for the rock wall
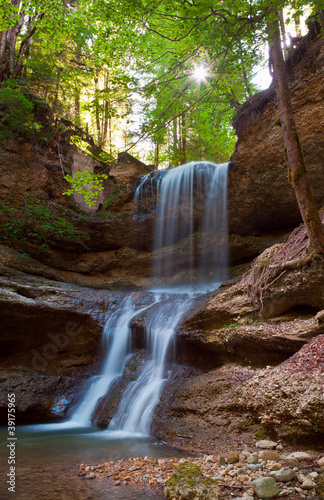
[228,33,324,236]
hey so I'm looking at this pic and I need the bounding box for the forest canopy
[0,0,321,166]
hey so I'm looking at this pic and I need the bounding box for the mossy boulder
[164,461,221,500]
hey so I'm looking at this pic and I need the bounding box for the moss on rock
[164,461,221,500]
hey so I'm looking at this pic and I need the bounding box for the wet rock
[91,350,146,428]
[164,461,221,500]
[251,476,279,499]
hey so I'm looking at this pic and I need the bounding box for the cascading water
[62,161,228,435]
[68,295,156,427]
[136,161,229,286]
[108,294,193,435]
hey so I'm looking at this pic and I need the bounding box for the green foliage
[0,194,87,247]
[63,171,109,206]
[223,322,239,329]
[0,82,41,140]
[254,426,268,440]
[97,211,116,219]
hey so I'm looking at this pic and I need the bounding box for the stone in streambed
[285,452,311,462]
[227,451,240,464]
[256,440,278,449]
[164,461,221,500]
[269,467,296,482]
[259,451,280,461]
[251,477,279,499]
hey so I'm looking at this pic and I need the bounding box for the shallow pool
[0,426,184,499]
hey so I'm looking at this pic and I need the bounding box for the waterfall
[107,294,193,435]
[136,161,229,286]
[68,295,156,427]
[64,161,228,435]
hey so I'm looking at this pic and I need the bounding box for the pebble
[248,464,262,470]
[269,467,296,482]
[227,451,240,464]
[256,440,278,449]
[259,450,281,461]
[266,462,282,471]
[301,479,316,490]
[286,452,312,462]
[252,476,279,499]
[247,454,259,464]
[285,458,299,466]
[318,457,324,467]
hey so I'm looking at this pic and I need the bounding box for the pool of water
[0,426,184,499]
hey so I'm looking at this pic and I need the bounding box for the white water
[38,161,228,436]
[69,296,142,427]
[107,294,193,435]
[136,161,229,285]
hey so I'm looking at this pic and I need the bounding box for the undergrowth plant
[0,81,41,141]
[0,194,88,248]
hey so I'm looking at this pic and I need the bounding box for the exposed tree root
[242,216,324,312]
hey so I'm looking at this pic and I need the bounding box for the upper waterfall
[135,161,229,286]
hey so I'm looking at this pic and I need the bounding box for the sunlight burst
[193,65,208,82]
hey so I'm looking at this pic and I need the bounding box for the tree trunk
[51,52,63,123]
[269,17,324,253]
[155,142,159,169]
[181,112,187,164]
[172,117,178,165]
[279,9,288,59]
[94,74,101,146]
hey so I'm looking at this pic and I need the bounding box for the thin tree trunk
[279,9,288,59]
[108,117,112,153]
[51,52,63,122]
[155,142,159,169]
[181,112,187,164]
[172,117,178,165]
[94,74,101,146]
[74,87,81,126]
[269,16,324,254]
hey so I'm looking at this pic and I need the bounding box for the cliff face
[229,34,324,236]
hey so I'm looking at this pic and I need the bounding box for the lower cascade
[68,161,229,435]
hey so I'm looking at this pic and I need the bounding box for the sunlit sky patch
[193,65,208,82]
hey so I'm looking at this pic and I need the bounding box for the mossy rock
[164,461,221,500]
[316,478,324,499]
